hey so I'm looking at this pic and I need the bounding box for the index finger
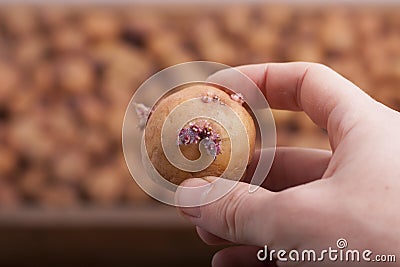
[208,62,375,149]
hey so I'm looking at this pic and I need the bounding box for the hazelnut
[83,166,124,206]
[0,62,20,103]
[0,181,20,208]
[51,25,86,53]
[2,7,38,38]
[18,167,47,200]
[82,9,121,42]
[39,184,78,209]
[52,148,90,184]
[56,56,95,94]
[0,145,17,177]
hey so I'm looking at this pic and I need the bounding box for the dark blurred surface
[0,206,224,267]
[0,3,400,267]
[0,227,221,267]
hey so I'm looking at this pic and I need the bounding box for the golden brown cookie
[144,83,256,185]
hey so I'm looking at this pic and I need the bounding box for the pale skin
[175,62,400,266]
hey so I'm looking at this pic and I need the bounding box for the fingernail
[182,205,202,218]
[176,178,212,218]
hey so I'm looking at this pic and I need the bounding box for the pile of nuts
[0,5,399,208]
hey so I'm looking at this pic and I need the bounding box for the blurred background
[0,1,400,266]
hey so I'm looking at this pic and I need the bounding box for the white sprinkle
[134,103,151,130]
[201,95,212,103]
[230,93,244,104]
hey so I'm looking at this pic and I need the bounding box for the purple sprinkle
[177,120,222,157]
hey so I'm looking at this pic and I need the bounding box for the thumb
[176,176,330,248]
[176,176,278,246]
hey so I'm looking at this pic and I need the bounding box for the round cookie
[144,83,256,185]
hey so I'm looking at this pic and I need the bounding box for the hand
[175,62,400,266]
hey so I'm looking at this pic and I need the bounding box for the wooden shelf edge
[0,204,192,228]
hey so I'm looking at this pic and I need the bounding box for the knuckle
[219,186,248,242]
[302,62,336,79]
[308,62,332,73]
[269,186,332,241]
[268,189,311,239]
[268,192,294,237]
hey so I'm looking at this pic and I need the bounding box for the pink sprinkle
[230,93,244,104]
